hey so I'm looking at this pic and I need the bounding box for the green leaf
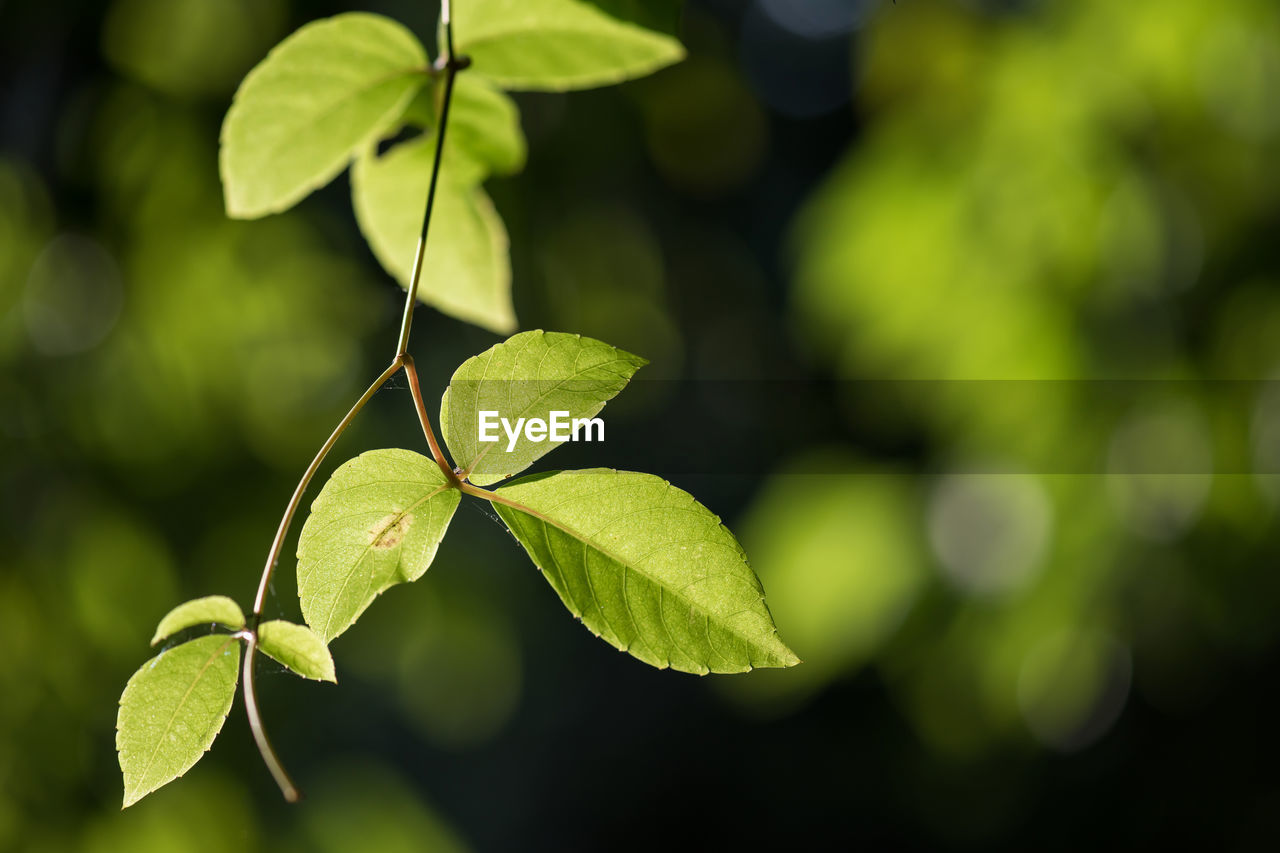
[448,75,527,180]
[151,596,245,646]
[258,620,337,682]
[440,331,646,486]
[454,0,685,91]
[220,13,429,218]
[297,449,461,642]
[117,635,241,808]
[492,469,799,674]
[400,76,526,182]
[351,136,515,333]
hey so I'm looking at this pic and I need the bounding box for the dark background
[3,0,1280,849]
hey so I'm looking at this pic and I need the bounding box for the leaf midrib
[130,638,236,799]
[462,19,674,54]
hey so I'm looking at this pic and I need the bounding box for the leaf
[351,136,515,333]
[447,75,528,180]
[220,13,429,218]
[258,620,337,682]
[297,449,461,642]
[440,331,646,486]
[401,75,527,183]
[492,469,799,674]
[151,596,246,646]
[453,0,685,91]
[117,635,241,807]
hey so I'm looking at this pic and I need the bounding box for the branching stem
[405,354,460,482]
[242,0,467,803]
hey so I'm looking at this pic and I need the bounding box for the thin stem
[459,481,554,523]
[241,634,299,802]
[251,357,405,617]
[394,1,466,358]
[403,354,460,483]
[242,356,403,801]
[244,0,469,803]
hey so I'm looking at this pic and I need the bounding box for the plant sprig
[117,0,796,809]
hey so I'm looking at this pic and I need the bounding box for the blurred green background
[4,0,1280,848]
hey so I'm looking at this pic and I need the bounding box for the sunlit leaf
[220,13,429,217]
[151,595,245,646]
[448,74,527,180]
[351,136,515,333]
[258,619,336,682]
[440,330,645,486]
[297,449,461,642]
[493,469,799,674]
[454,0,685,91]
[401,75,527,182]
[117,635,241,807]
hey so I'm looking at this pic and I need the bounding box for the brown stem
[250,357,405,618]
[403,354,460,484]
[242,356,403,800]
[241,633,299,802]
[243,0,469,803]
[459,481,558,526]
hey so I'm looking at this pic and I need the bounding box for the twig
[241,0,469,802]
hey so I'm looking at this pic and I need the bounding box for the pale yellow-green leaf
[454,0,685,91]
[448,74,527,180]
[220,13,429,218]
[151,595,245,646]
[297,449,462,642]
[258,620,336,682]
[117,635,241,807]
[401,75,527,183]
[351,136,515,333]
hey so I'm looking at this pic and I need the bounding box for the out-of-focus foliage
[289,761,468,853]
[736,0,1280,759]
[103,0,288,99]
[726,454,927,711]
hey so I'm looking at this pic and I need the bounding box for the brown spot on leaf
[368,512,412,549]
